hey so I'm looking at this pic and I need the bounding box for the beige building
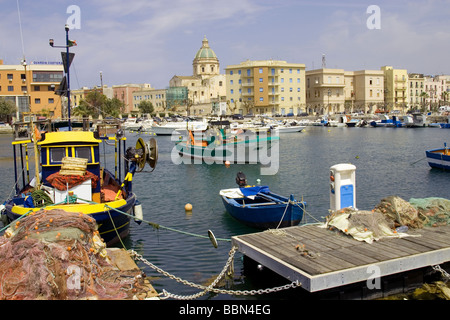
[0,59,64,119]
[381,66,408,112]
[306,68,384,114]
[169,37,226,116]
[226,60,306,116]
[408,73,425,110]
[132,88,167,114]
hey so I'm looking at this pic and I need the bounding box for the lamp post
[49,24,73,130]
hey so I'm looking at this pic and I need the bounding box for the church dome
[194,36,218,60]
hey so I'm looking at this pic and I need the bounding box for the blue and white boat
[219,172,306,229]
[425,143,450,170]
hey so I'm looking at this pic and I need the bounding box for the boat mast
[49,24,73,131]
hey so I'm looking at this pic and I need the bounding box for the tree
[78,91,107,118]
[0,98,17,122]
[137,100,154,114]
[103,98,124,118]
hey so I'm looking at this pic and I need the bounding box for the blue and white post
[329,163,356,211]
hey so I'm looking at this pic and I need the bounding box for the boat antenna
[49,25,74,130]
[16,0,26,59]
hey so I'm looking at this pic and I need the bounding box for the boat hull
[274,126,305,133]
[2,192,136,246]
[221,194,304,229]
[426,148,450,170]
[176,135,278,164]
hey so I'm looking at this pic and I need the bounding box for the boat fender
[134,200,143,224]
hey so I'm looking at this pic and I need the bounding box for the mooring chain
[432,264,450,281]
[129,247,301,300]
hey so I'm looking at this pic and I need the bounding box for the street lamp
[49,24,73,130]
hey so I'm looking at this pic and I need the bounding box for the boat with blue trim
[426,143,450,170]
[220,172,306,229]
[1,120,158,246]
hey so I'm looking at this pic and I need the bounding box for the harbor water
[0,126,449,300]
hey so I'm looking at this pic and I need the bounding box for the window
[48,98,54,104]
[369,78,373,85]
[336,77,340,84]
[8,86,13,91]
[289,69,292,74]
[35,98,41,104]
[297,78,300,83]
[230,70,233,75]
[230,89,234,94]
[289,78,293,83]
[50,148,65,163]
[289,88,293,92]
[7,74,13,80]
[75,147,91,162]
[328,76,332,84]
[281,78,284,83]
[230,80,233,85]
[271,68,275,76]
[34,86,40,91]
[259,68,263,73]
[259,97,264,102]
[247,69,251,76]
[259,88,263,92]
[238,70,241,75]
[259,78,263,83]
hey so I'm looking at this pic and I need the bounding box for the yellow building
[381,66,408,112]
[0,59,64,119]
[225,60,306,116]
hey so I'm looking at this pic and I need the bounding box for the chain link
[432,264,450,281]
[129,247,301,300]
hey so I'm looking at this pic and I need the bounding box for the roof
[38,131,102,145]
[194,36,218,60]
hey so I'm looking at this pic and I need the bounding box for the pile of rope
[0,209,149,300]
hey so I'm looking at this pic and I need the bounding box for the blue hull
[425,148,450,170]
[221,192,305,229]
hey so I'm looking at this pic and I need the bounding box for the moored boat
[426,143,450,170]
[0,121,158,246]
[175,126,279,164]
[219,172,306,229]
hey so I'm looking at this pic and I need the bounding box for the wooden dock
[232,224,450,296]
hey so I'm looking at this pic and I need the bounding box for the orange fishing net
[0,209,148,300]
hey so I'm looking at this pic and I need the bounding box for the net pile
[325,196,450,243]
[0,209,148,300]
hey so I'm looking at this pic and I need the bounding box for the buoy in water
[185,203,193,211]
[225,160,230,168]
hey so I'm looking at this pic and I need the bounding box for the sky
[1,0,449,90]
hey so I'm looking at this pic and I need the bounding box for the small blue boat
[426,143,450,170]
[220,172,306,229]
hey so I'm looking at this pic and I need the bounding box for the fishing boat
[0,25,158,246]
[0,120,158,246]
[219,172,306,229]
[175,126,279,164]
[425,143,450,170]
[151,119,207,136]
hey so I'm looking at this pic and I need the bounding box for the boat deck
[232,224,450,293]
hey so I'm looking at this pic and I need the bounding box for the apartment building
[305,68,384,114]
[408,73,425,110]
[225,60,306,116]
[381,66,408,112]
[423,76,447,110]
[132,88,167,114]
[0,59,64,119]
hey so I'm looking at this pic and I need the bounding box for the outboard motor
[235,171,247,187]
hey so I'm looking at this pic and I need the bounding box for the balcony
[241,81,254,87]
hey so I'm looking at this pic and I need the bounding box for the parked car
[232,114,244,120]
